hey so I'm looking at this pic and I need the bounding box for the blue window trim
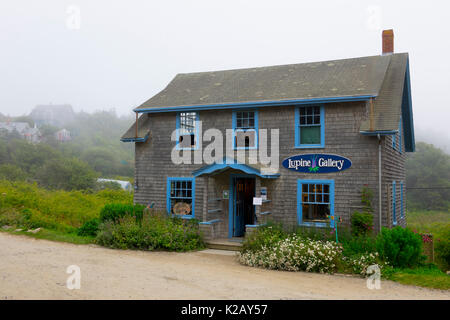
[232,109,258,150]
[398,116,402,154]
[295,105,325,149]
[392,117,402,153]
[392,133,396,150]
[400,181,404,218]
[392,181,397,225]
[166,177,195,219]
[176,112,199,151]
[297,179,335,228]
[134,95,375,113]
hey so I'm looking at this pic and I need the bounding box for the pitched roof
[134,54,393,111]
[123,53,414,150]
[121,114,151,142]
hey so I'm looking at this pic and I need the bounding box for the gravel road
[0,232,448,300]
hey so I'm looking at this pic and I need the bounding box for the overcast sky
[0,0,449,139]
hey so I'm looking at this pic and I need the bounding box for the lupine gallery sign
[282,154,352,173]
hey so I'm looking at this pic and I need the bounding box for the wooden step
[205,239,243,251]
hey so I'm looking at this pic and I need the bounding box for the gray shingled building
[122,30,414,240]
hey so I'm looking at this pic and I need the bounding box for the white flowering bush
[343,252,389,275]
[238,234,342,274]
[343,252,379,275]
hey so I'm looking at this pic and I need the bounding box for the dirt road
[0,232,448,299]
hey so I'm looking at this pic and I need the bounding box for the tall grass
[406,209,450,271]
[0,180,132,233]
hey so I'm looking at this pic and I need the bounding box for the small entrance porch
[192,157,279,241]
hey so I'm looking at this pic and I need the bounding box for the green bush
[376,227,425,268]
[77,218,100,237]
[342,252,387,275]
[340,235,377,257]
[99,203,146,223]
[295,225,336,241]
[0,164,27,181]
[95,210,204,251]
[435,228,450,271]
[350,186,374,237]
[0,180,132,232]
[351,211,374,237]
[241,223,286,253]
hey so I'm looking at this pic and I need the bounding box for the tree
[0,164,27,181]
[36,158,97,191]
[406,142,450,210]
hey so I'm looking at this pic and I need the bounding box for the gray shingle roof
[135,54,393,111]
[121,114,150,141]
[360,53,408,132]
[123,53,413,149]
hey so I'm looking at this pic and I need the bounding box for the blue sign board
[282,154,352,173]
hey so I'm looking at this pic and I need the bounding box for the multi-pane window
[297,180,334,227]
[236,111,255,129]
[300,183,330,223]
[167,178,194,217]
[295,106,324,147]
[177,112,197,149]
[233,110,257,149]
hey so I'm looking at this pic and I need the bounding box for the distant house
[55,129,71,142]
[0,121,41,143]
[97,178,133,191]
[30,104,75,127]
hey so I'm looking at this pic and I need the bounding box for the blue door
[232,177,255,237]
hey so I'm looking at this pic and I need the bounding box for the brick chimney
[382,29,394,55]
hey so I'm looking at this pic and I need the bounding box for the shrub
[351,186,374,237]
[351,211,374,237]
[0,180,132,232]
[340,235,377,257]
[435,228,450,271]
[238,234,342,274]
[342,252,388,275]
[241,223,286,253]
[95,210,204,251]
[77,218,100,237]
[99,203,146,223]
[295,225,336,241]
[376,227,425,268]
[0,164,27,181]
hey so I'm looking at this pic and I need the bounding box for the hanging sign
[282,154,352,173]
[253,197,262,205]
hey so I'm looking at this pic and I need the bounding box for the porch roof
[192,157,280,179]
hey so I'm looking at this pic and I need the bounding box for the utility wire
[406,187,450,190]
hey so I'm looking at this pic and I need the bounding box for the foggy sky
[1,0,449,137]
